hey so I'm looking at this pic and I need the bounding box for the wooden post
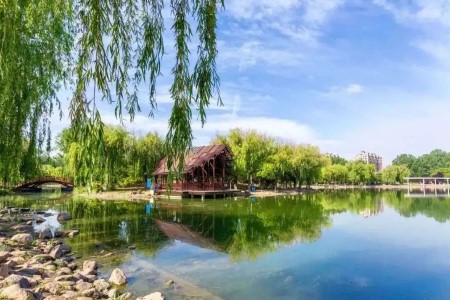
[222,158,225,189]
[212,158,216,191]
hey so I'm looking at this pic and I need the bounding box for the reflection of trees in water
[64,199,169,258]
[316,190,384,217]
[383,190,450,223]
[153,196,332,261]
[3,190,450,262]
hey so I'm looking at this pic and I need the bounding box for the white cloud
[345,84,363,94]
[303,0,344,25]
[219,40,304,70]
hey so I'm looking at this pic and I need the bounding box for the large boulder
[137,292,165,300]
[4,274,31,288]
[0,284,33,300]
[39,228,53,239]
[56,213,71,222]
[108,268,127,285]
[11,233,32,245]
[50,244,71,259]
[81,260,97,275]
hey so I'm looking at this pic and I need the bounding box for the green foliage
[329,154,348,165]
[57,125,164,190]
[346,161,376,185]
[381,165,411,184]
[1,0,224,189]
[0,0,73,185]
[214,129,329,187]
[393,150,450,176]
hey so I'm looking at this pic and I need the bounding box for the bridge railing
[15,176,74,188]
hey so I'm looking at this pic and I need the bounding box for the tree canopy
[0,0,223,187]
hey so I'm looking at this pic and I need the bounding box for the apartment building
[355,151,383,172]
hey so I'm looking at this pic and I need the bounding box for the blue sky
[54,0,450,165]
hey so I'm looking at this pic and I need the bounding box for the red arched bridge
[14,176,74,192]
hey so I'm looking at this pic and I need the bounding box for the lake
[2,190,450,299]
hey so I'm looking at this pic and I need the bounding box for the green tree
[381,165,411,184]
[1,0,224,189]
[346,161,376,185]
[292,145,328,188]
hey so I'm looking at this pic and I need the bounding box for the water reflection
[4,191,450,299]
[2,190,450,261]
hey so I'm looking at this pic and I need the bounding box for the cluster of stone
[0,208,164,300]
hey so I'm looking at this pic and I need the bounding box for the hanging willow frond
[72,0,224,190]
[0,0,224,189]
[0,0,74,185]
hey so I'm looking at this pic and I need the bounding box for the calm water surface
[2,190,450,299]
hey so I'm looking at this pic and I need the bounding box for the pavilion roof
[152,144,231,176]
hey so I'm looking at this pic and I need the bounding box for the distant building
[355,151,383,172]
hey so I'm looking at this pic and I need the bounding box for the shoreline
[0,207,217,300]
[71,183,450,201]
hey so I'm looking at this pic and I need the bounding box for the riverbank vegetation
[4,126,450,191]
[0,0,223,190]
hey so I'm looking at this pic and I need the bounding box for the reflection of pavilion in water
[152,202,230,253]
[150,199,331,259]
[406,187,450,198]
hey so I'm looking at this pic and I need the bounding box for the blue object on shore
[146,178,152,189]
[250,185,256,192]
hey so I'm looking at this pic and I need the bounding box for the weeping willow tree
[0,0,223,189]
[0,0,73,185]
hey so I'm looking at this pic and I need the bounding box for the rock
[61,290,78,299]
[56,267,72,275]
[33,254,53,263]
[75,281,92,291]
[57,213,71,222]
[166,280,174,285]
[49,244,71,259]
[4,274,31,288]
[0,251,10,263]
[107,288,118,298]
[54,230,63,238]
[108,268,127,285]
[42,281,74,295]
[40,228,53,239]
[43,296,65,300]
[80,288,101,298]
[11,233,32,245]
[76,297,93,300]
[11,224,33,233]
[54,275,77,282]
[0,264,10,278]
[67,230,79,238]
[16,268,40,276]
[137,292,165,300]
[9,256,25,265]
[81,260,97,275]
[0,283,34,300]
[67,263,77,271]
[93,278,110,293]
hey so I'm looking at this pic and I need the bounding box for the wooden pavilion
[152,145,234,198]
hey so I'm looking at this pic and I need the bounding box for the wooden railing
[158,182,226,191]
[16,176,74,188]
